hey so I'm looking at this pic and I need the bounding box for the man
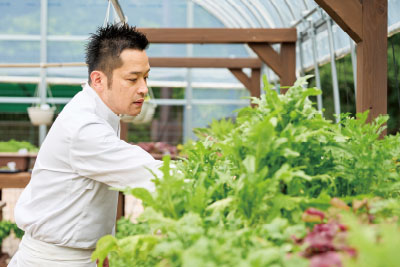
[8,24,162,267]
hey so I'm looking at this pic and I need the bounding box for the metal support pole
[310,22,323,113]
[183,1,194,142]
[326,18,341,122]
[39,0,48,145]
[260,63,268,95]
[298,37,305,77]
[349,37,357,97]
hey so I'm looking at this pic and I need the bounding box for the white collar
[83,83,120,134]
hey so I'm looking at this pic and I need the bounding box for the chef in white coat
[8,24,162,267]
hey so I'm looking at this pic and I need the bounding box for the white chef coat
[13,83,163,250]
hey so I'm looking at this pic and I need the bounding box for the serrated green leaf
[91,235,118,266]
[129,188,155,206]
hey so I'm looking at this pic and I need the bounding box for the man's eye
[129,79,137,82]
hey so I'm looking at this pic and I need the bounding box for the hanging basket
[119,87,157,124]
[28,84,56,126]
[119,101,157,124]
[27,105,56,126]
[131,101,157,124]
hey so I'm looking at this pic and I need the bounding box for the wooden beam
[248,43,282,76]
[139,28,297,44]
[280,43,296,89]
[356,0,387,122]
[229,68,251,90]
[315,0,363,42]
[149,57,262,68]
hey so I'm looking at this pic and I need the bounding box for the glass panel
[230,0,260,27]
[193,4,224,28]
[0,40,40,63]
[46,67,87,79]
[388,0,400,28]
[190,69,243,83]
[46,40,87,78]
[262,1,286,27]
[122,0,186,28]
[0,0,40,34]
[47,41,86,63]
[332,24,351,57]
[48,0,106,35]
[190,103,247,140]
[193,88,249,99]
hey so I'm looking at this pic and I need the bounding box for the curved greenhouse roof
[1,0,399,84]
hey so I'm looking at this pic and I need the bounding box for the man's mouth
[133,99,144,106]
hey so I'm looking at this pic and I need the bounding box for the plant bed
[0,153,32,172]
[0,140,38,171]
[93,76,400,267]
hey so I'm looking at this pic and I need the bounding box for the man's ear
[90,71,107,93]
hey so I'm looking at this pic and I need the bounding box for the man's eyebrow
[128,69,150,75]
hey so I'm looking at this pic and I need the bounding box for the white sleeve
[70,121,163,191]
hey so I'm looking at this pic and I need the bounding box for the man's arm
[70,121,162,191]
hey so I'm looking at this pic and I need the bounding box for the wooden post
[117,122,129,221]
[120,122,128,142]
[116,192,125,221]
[315,0,388,123]
[279,43,296,91]
[356,0,387,122]
[250,68,261,98]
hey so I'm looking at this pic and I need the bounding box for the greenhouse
[0,0,399,266]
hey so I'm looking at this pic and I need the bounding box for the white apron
[8,234,96,267]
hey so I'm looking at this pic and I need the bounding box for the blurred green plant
[0,139,38,152]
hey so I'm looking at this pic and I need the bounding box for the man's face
[103,49,150,116]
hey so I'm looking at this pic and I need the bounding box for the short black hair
[85,24,149,86]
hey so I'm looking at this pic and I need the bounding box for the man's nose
[138,79,149,96]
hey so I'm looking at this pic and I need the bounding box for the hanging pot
[131,101,157,124]
[27,104,56,126]
[119,101,157,124]
[119,87,157,124]
[28,83,56,126]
